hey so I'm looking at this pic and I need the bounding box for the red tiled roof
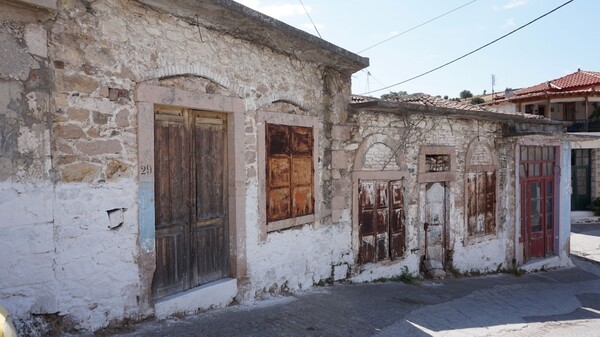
[515,70,600,96]
[482,88,600,106]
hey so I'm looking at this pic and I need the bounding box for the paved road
[80,224,600,337]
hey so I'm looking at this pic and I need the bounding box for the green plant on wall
[587,197,600,216]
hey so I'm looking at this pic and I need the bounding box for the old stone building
[0,0,368,333]
[0,0,572,335]
[344,95,571,281]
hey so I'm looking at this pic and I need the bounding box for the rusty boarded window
[266,123,314,223]
[358,179,406,264]
[466,171,496,236]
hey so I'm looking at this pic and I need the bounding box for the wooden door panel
[389,180,405,259]
[358,179,406,264]
[359,180,377,264]
[154,227,186,298]
[190,222,226,285]
[154,116,191,297]
[191,117,228,289]
[425,182,446,265]
[194,123,225,219]
[485,171,496,234]
[155,119,189,228]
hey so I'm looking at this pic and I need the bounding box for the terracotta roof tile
[382,93,496,112]
[351,93,547,120]
[515,70,600,96]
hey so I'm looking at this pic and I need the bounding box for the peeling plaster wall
[338,111,519,280]
[2,0,357,333]
[0,2,59,333]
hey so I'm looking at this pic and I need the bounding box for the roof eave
[349,100,569,126]
[136,0,369,74]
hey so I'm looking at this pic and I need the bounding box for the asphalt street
[76,222,600,337]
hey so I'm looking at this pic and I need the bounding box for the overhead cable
[357,0,479,54]
[299,0,322,38]
[359,0,575,96]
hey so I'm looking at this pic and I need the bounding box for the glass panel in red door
[528,181,544,258]
[544,181,554,256]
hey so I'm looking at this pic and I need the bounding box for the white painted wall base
[154,278,237,319]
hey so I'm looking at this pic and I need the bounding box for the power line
[299,0,322,39]
[357,0,479,54]
[361,69,387,88]
[359,0,575,96]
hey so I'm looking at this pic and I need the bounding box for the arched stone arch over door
[464,138,498,239]
[352,134,408,264]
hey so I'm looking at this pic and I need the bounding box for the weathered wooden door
[520,146,555,261]
[153,109,228,298]
[358,180,405,264]
[571,149,591,211]
[424,182,446,266]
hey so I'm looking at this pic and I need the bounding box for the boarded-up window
[358,179,406,264]
[466,171,496,236]
[466,141,496,237]
[266,123,314,223]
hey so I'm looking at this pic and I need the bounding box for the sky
[233,0,598,99]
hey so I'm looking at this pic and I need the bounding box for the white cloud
[234,0,310,19]
[503,18,516,28]
[503,0,529,9]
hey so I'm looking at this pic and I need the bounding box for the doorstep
[154,278,237,319]
[521,255,573,272]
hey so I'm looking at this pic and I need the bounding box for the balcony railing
[567,118,600,132]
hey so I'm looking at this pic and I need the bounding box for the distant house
[484,70,600,211]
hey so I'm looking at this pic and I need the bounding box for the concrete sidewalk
[68,260,600,337]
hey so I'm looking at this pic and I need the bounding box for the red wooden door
[520,146,555,261]
[153,110,228,298]
[358,179,405,264]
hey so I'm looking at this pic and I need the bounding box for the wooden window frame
[563,102,576,122]
[417,146,457,183]
[258,112,319,240]
[265,123,314,222]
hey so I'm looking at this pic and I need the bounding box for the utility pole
[491,74,496,98]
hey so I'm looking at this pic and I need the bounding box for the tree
[459,90,473,99]
[470,97,485,105]
[443,95,449,100]
[381,91,408,100]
